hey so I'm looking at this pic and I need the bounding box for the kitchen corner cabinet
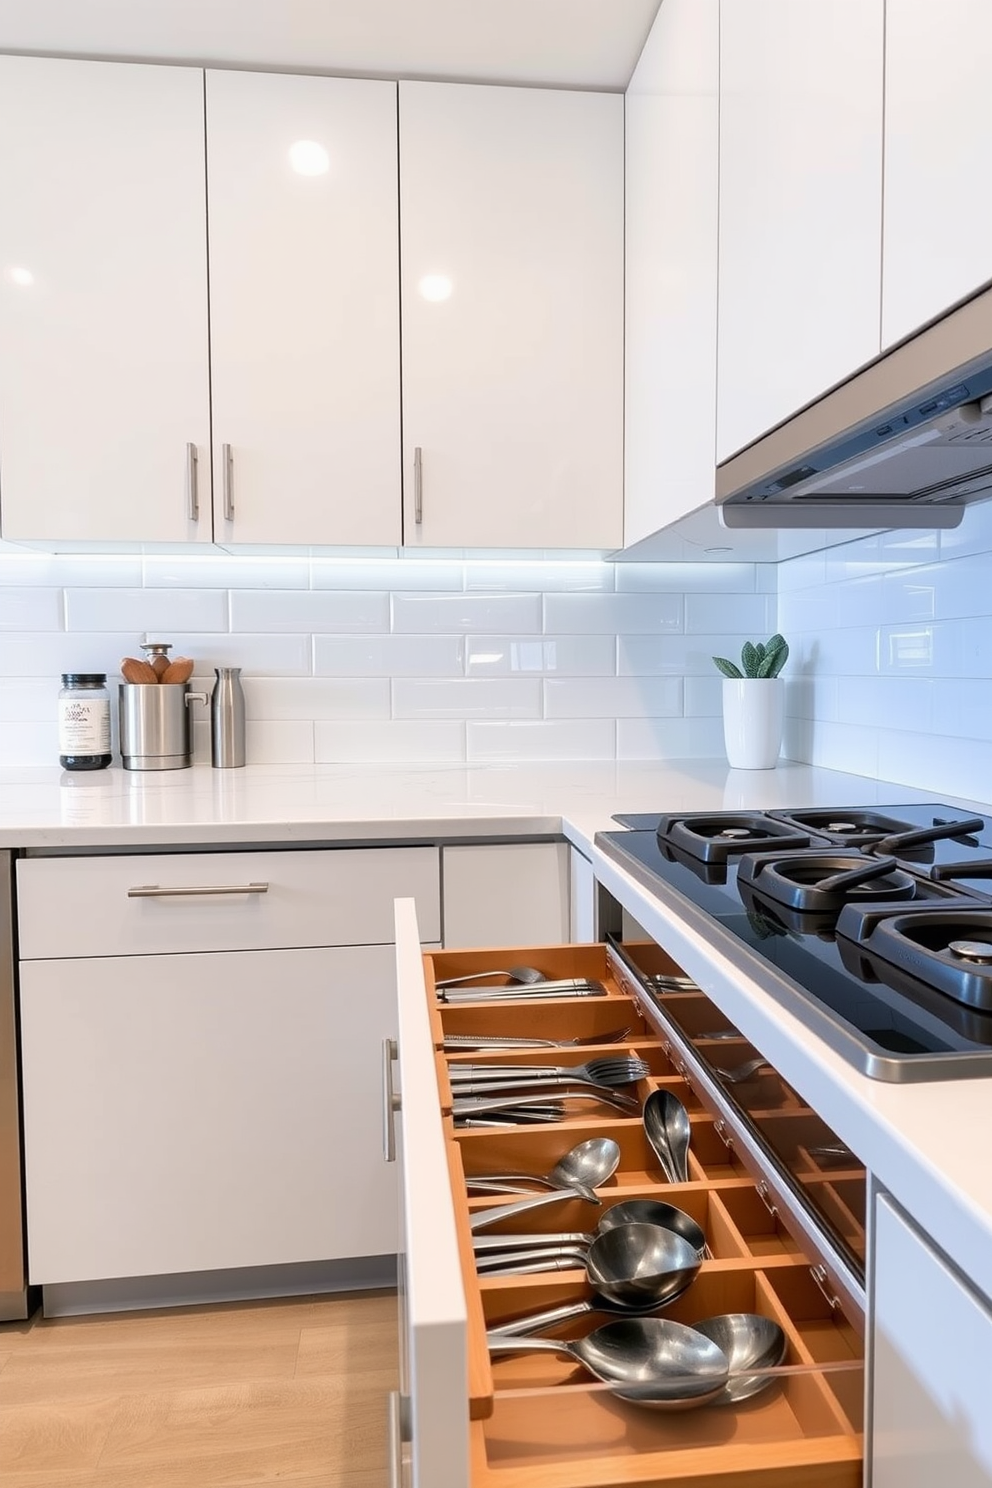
[871,1194,992,1487]
[441,842,570,948]
[623,0,720,548]
[16,848,439,1293]
[881,1,992,350]
[0,55,211,544]
[398,81,624,550]
[715,0,884,463]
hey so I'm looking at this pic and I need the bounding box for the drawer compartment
[416,938,865,1488]
[18,846,440,957]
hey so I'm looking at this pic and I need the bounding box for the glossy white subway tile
[391,592,542,634]
[315,719,465,763]
[618,634,744,676]
[393,678,541,719]
[879,568,938,624]
[245,720,315,765]
[169,634,313,676]
[0,632,138,678]
[314,635,464,677]
[785,674,839,724]
[0,720,55,766]
[833,575,886,629]
[684,592,775,635]
[931,680,992,742]
[465,635,615,676]
[544,676,682,719]
[837,676,934,733]
[0,552,143,587]
[245,677,390,720]
[776,551,826,593]
[0,679,59,720]
[877,729,990,800]
[230,589,389,633]
[616,716,725,760]
[0,588,62,632]
[822,533,884,584]
[615,562,756,593]
[926,553,992,620]
[544,593,682,635]
[65,587,229,635]
[809,624,880,678]
[466,719,615,762]
[807,720,880,778]
[312,557,463,591]
[463,560,614,593]
[144,555,310,589]
[683,675,722,717]
[776,583,838,635]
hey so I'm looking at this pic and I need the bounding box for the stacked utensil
[450,1053,648,1127]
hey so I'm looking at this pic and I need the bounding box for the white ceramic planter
[722,677,784,770]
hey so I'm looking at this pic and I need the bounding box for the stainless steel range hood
[716,280,992,530]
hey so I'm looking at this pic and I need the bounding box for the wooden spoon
[160,657,195,684]
[120,657,159,684]
[148,653,171,680]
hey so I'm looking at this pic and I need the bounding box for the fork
[447,1055,649,1088]
[442,1027,631,1051]
[716,1056,773,1085]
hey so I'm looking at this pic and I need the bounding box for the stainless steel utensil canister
[210,667,246,768]
[118,683,207,770]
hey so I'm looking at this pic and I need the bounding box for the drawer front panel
[18,847,440,958]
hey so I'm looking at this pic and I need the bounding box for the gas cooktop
[596,803,992,1081]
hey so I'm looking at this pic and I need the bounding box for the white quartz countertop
[0,756,977,849]
[3,754,991,1309]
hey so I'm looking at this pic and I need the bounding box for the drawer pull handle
[387,1390,410,1488]
[757,1180,779,1217]
[126,883,270,898]
[383,1037,401,1164]
[810,1263,842,1310]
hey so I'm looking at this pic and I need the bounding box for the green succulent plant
[713,633,789,681]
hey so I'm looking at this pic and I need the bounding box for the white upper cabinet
[624,0,719,547]
[0,56,211,544]
[882,0,992,348]
[206,72,401,545]
[399,81,624,550]
[716,0,884,463]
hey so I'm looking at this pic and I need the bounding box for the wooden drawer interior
[423,946,865,1488]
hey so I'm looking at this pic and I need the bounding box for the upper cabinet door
[0,56,210,544]
[882,1,992,349]
[399,82,623,550]
[716,0,884,463]
[624,0,719,547]
[206,72,401,546]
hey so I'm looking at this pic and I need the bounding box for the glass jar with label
[58,673,112,770]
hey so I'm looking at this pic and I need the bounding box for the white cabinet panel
[882,1,992,348]
[716,0,883,462]
[442,842,569,948]
[17,847,440,959]
[569,845,596,943]
[0,55,211,543]
[206,71,401,545]
[872,1194,992,1487]
[624,0,719,546]
[399,81,623,550]
[20,945,398,1282]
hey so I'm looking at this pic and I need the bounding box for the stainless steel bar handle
[186,442,199,522]
[382,1037,401,1163]
[222,442,234,522]
[126,883,269,898]
[413,446,423,525]
[387,1390,406,1488]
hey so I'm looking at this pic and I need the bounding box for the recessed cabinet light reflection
[5,265,34,287]
[288,140,330,176]
[418,274,453,302]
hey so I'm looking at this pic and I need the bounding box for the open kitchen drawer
[391,900,864,1488]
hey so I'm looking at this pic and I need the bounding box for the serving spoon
[465,1136,622,1197]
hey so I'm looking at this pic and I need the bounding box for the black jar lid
[61,673,107,685]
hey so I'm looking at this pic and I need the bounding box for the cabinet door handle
[186,442,199,522]
[222,442,235,522]
[382,1037,401,1163]
[126,882,270,898]
[387,1390,408,1488]
[413,446,423,525]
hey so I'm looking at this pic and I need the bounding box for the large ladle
[643,1088,692,1183]
[694,1313,787,1404]
[488,1316,730,1410]
[477,1222,702,1305]
[465,1136,622,1197]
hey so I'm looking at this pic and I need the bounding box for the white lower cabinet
[20,945,397,1283]
[441,843,570,949]
[871,1194,992,1487]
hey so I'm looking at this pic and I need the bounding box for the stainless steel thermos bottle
[211,666,246,768]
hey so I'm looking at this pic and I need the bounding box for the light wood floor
[0,1289,398,1488]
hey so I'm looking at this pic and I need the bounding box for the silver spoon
[487,1317,729,1410]
[469,1184,599,1232]
[473,1197,706,1259]
[465,1136,622,1196]
[694,1313,787,1403]
[435,965,545,989]
[480,1223,702,1307]
[643,1089,692,1183]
